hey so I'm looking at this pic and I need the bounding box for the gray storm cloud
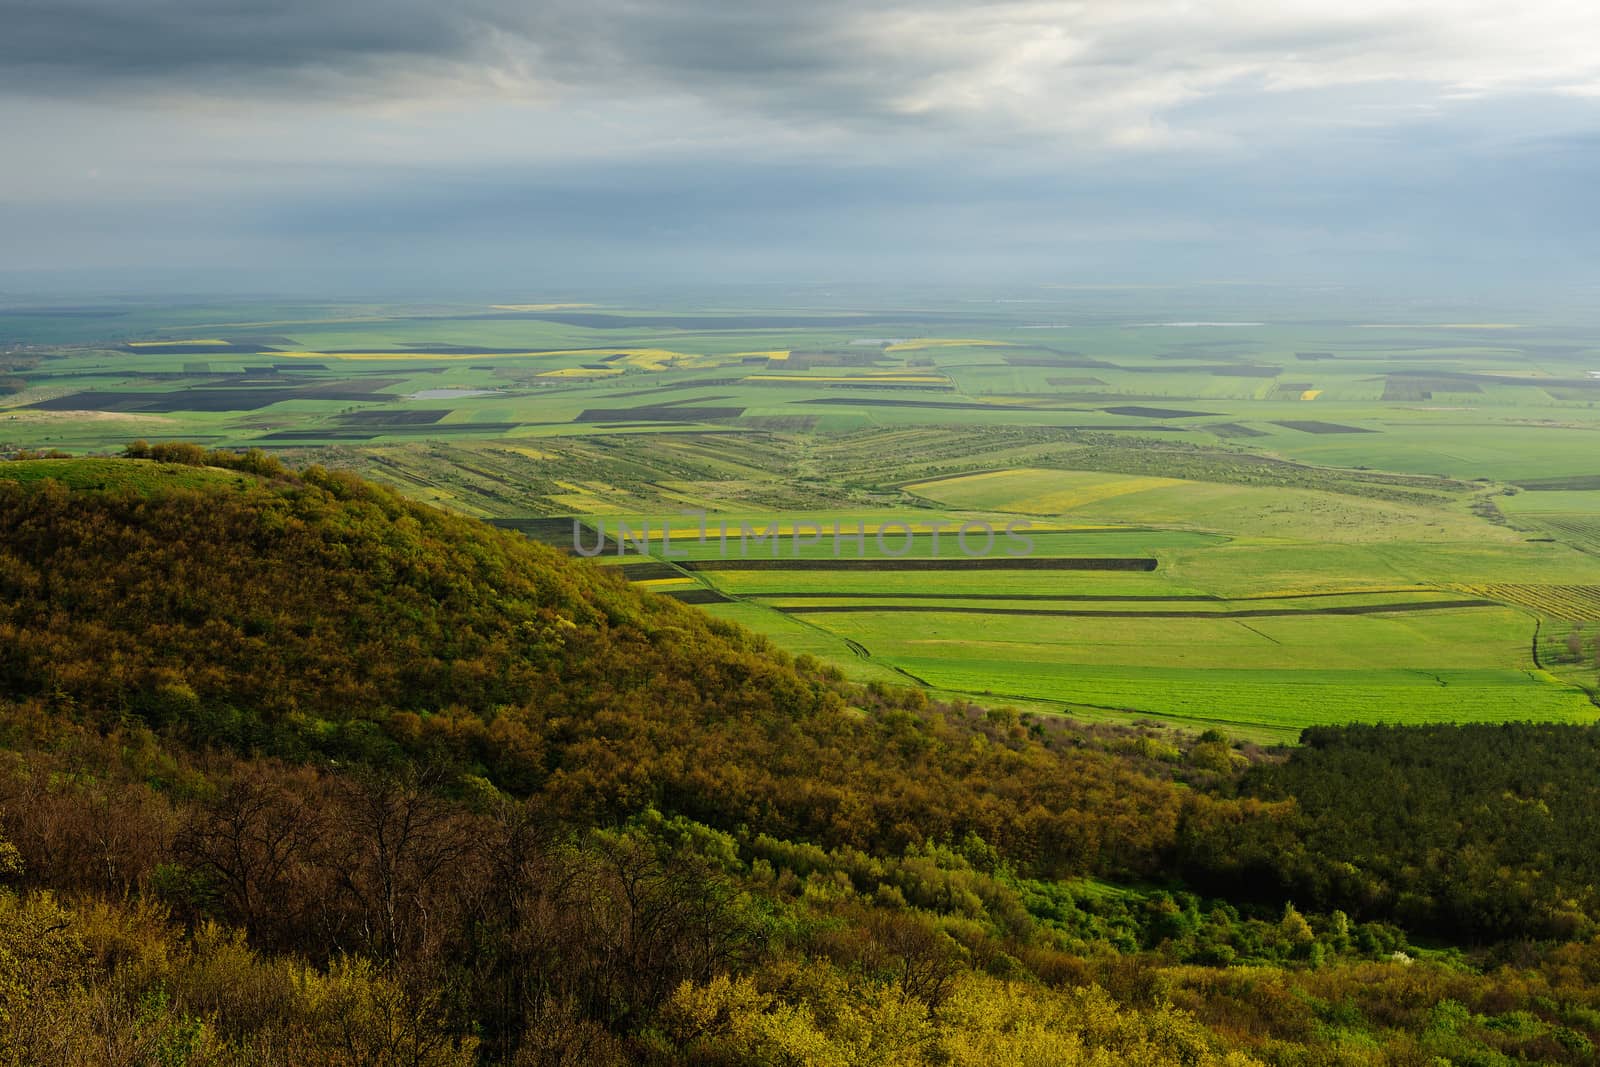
[2,1,1598,292]
[9,1,1599,134]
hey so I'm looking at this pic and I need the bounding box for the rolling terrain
[5,454,1600,1063]
[4,295,1600,741]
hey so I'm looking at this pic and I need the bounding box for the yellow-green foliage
[660,967,1263,1066]
[5,455,1600,1066]
[0,889,475,1067]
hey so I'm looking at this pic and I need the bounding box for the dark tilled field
[617,561,685,581]
[662,588,731,604]
[32,386,389,412]
[1102,405,1222,418]
[1512,475,1600,491]
[1271,420,1376,434]
[337,409,451,425]
[575,406,746,422]
[1208,422,1269,438]
[680,557,1159,572]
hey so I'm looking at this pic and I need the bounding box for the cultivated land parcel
[6,292,1600,741]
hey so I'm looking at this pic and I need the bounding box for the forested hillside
[4,449,1600,1065]
[1183,723,1600,940]
[0,447,1212,879]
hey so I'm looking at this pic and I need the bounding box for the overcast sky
[3,0,1599,295]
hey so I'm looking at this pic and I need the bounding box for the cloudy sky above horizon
[4,0,1599,295]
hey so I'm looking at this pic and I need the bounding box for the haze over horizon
[5,0,1599,296]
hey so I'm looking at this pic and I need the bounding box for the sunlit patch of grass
[908,468,1183,514]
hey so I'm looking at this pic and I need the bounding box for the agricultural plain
[5,292,1600,741]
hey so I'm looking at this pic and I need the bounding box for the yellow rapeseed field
[1010,476,1185,514]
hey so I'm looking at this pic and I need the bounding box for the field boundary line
[776,599,1499,619]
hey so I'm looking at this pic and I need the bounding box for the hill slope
[0,454,773,720]
[6,452,1600,1065]
[0,453,1192,875]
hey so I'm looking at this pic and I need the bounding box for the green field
[0,456,258,494]
[5,295,1599,741]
